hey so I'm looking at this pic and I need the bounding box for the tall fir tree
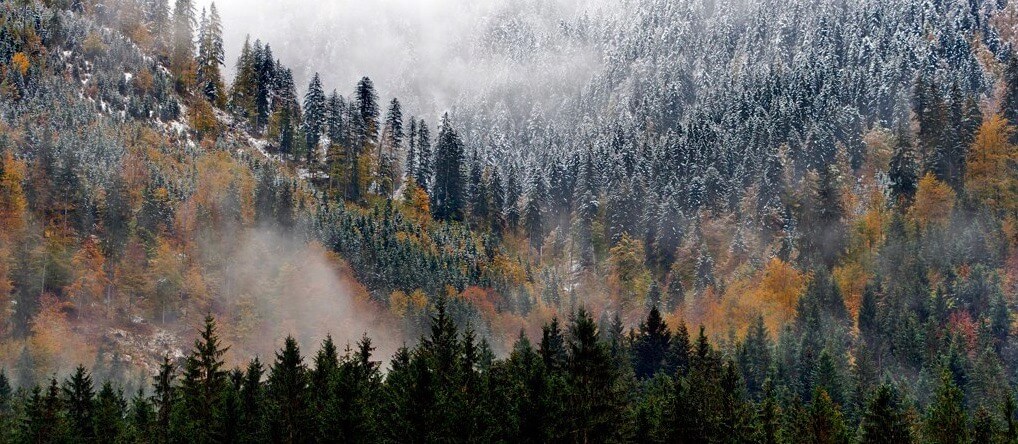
[431,114,466,221]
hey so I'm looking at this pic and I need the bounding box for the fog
[198,0,614,121]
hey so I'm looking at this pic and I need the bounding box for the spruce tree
[178,316,229,443]
[170,0,196,78]
[414,118,432,191]
[267,336,310,444]
[632,305,672,379]
[924,369,970,444]
[524,174,546,253]
[303,73,327,169]
[431,114,466,221]
[63,365,96,442]
[889,122,919,205]
[378,98,404,197]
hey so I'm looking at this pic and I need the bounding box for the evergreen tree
[1002,53,1018,133]
[414,119,432,191]
[889,122,919,205]
[566,308,631,442]
[303,73,327,169]
[93,382,126,442]
[378,98,404,197]
[632,305,671,379]
[170,0,197,78]
[524,174,546,253]
[431,114,466,221]
[196,3,224,105]
[152,356,176,443]
[62,364,96,443]
[177,316,229,443]
[355,77,380,145]
[267,336,310,444]
[924,369,970,444]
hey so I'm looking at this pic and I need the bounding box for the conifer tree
[431,114,466,221]
[524,174,546,253]
[379,98,404,197]
[268,336,310,444]
[924,369,970,444]
[414,119,432,191]
[632,305,671,379]
[177,316,229,443]
[62,364,96,442]
[170,0,196,80]
[196,3,224,105]
[859,382,916,441]
[889,122,919,205]
[355,77,380,145]
[303,73,327,169]
[1002,53,1018,133]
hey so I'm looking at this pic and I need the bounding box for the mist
[198,0,614,121]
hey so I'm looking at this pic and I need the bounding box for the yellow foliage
[749,258,807,334]
[188,97,219,137]
[10,52,29,76]
[390,289,428,318]
[834,261,868,317]
[30,295,95,376]
[911,173,955,229]
[66,238,108,317]
[402,178,431,223]
[0,151,27,238]
[967,114,1018,212]
[608,233,651,309]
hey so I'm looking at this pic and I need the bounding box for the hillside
[2,0,1018,442]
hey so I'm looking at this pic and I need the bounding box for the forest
[2,0,1018,442]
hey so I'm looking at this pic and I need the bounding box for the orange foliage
[460,286,499,320]
[29,295,95,377]
[0,151,27,237]
[911,173,955,229]
[66,238,109,318]
[10,52,29,77]
[967,114,1018,212]
[402,178,431,223]
[700,257,807,339]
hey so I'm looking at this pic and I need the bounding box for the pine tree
[151,356,176,443]
[378,98,404,197]
[63,364,96,442]
[924,369,970,444]
[195,3,224,105]
[177,315,229,443]
[467,151,489,228]
[405,118,418,183]
[737,315,771,399]
[1002,53,1018,133]
[889,122,918,205]
[93,381,126,442]
[355,77,380,145]
[489,167,507,235]
[239,358,266,443]
[632,305,672,379]
[303,73,327,169]
[170,0,196,80]
[229,36,257,121]
[524,174,546,253]
[128,386,154,441]
[268,336,310,444]
[566,308,631,442]
[414,119,432,191]
[431,114,466,221]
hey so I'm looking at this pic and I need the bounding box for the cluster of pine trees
[2,305,1015,443]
